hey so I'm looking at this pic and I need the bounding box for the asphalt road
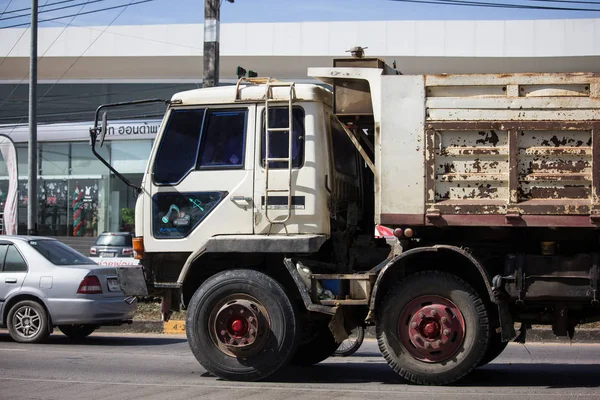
[1,331,600,400]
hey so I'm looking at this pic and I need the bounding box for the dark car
[90,232,134,258]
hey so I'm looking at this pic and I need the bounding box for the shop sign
[104,121,162,138]
[0,120,162,144]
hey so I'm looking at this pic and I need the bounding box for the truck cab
[124,79,373,311]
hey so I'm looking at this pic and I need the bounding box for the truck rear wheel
[376,271,489,385]
[290,320,339,366]
[477,329,509,367]
[186,269,297,381]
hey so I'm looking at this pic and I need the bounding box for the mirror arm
[89,130,142,194]
[89,98,168,195]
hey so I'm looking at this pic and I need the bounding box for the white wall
[2,19,599,58]
[0,19,599,80]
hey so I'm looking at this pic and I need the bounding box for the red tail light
[77,276,103,294]
[90,247,97,255]
[123,248,133,255]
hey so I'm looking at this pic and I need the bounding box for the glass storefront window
[69,179,102,237]
[16,145,29,179]
[38,179,69,236]
[41,143,69,176]
[70,142,110,175]
[1,139,153,237]
[111,141,152,174]
[0,150,7,177]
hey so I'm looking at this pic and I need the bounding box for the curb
[99,321,600,342]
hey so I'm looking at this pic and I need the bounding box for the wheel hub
[399,295,465,363]
[213,299,261,351]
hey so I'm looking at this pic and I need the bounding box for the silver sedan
[0,236,138,343]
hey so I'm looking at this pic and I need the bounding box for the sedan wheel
[7,300,50,343]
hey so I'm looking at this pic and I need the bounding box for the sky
[0,0,599,29]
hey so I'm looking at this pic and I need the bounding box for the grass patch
[134,301,186,321]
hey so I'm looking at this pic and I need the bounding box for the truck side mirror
[100,112,108,147]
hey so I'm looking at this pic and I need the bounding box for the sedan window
[29,240,96,266]
[4,246,27,272]
[0,245,8,271]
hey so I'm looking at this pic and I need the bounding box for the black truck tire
[7,300,50,343]
[186,269,297,381]
[477,329,509,367]
[58,324,98,340]
[376,271,489,385]
[290,320,340,366]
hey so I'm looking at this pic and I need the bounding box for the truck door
[143,105,256,252]
[253,102,330,235]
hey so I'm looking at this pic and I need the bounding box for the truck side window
[154,109,206,185]
[197,110,247,168]
[330,117,358,178]
[261,107,304,169]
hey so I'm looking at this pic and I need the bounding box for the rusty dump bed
[385,72,600,228]
[419,73,600,228]
[309,66,600,228]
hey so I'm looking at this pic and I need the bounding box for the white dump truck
[91,53,600,385]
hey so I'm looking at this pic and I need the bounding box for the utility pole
[203,0,220,88]
[27,0,38,236]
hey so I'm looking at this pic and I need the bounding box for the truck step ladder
[263,79,297,225]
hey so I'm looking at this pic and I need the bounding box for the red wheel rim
[398,295,465,363]
[208,295,269,357]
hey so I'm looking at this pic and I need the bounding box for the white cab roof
[171,83,332,107]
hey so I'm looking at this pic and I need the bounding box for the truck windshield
[154,109,206,184]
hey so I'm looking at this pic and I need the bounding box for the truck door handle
[5,278,17,284]
[230,196,252,202]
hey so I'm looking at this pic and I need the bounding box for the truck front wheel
[186,269,297,381]
[376,271,489,385]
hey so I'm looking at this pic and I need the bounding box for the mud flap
[116,266,148,296]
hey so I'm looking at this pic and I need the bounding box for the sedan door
[0,244,28,313]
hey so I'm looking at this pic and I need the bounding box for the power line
[0,0,92,112]
[0,110,165,128]
[449,0,600,10]
[0,0,154,113]
[0,83,196,115]
[1,82,198,106]
[0,25,29,70]
[0,0,155,29]
[0,0,15,18]
[1,0,77,15]
[1,0,143,137]
[0,0,109,22]
[37,0,150,102]
[0,0,57,108]
[0,108,164,122]
[388,0,600,11]
[528,0,600,4]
